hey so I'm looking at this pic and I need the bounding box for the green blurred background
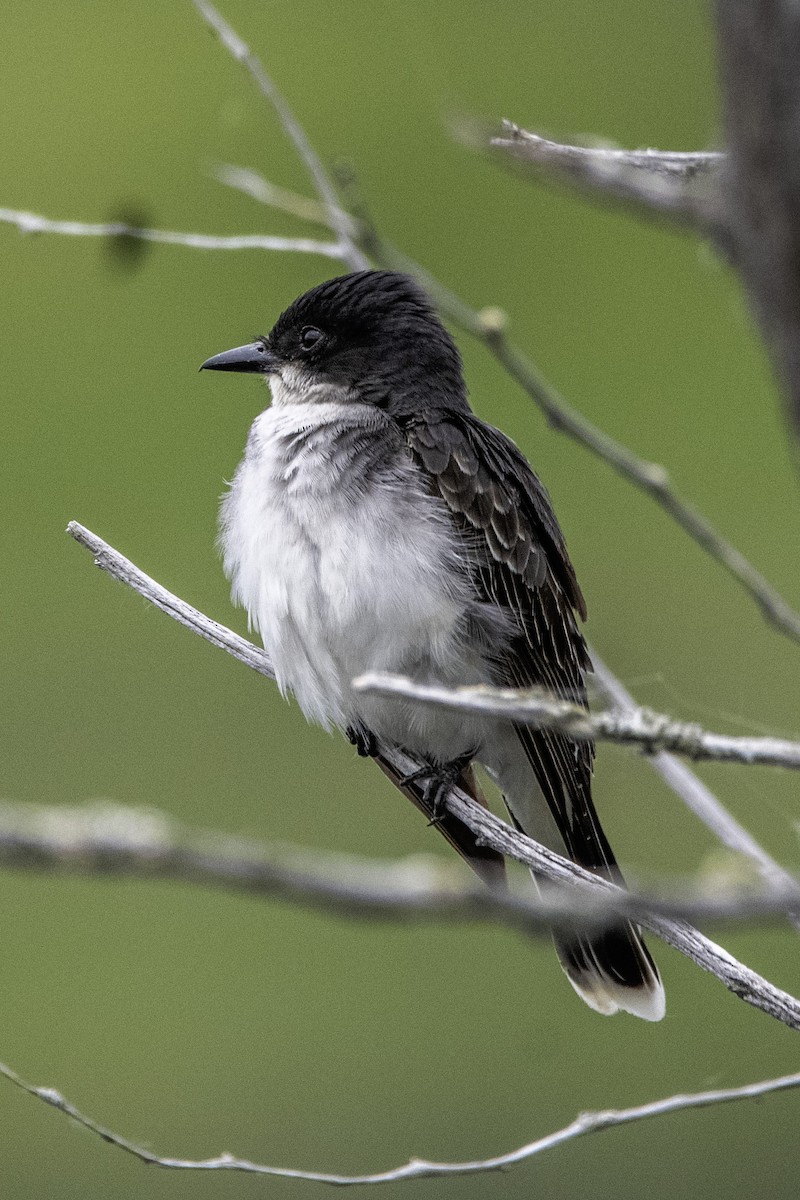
[2,1,799,1195]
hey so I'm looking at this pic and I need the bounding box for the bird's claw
[346,724,378,758]
[400,754,474,824]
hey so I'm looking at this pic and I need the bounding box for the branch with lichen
[354,673,800,769]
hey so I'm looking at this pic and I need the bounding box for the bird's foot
[400,753,475,824]
[346,723,379,758]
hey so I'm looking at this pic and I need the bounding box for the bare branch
[192,0,368,270]
[3,1053,798,1184]
[0,207,345,259]
[355,673,800,770]
[489,121,724,232]
[495,125,724,180]
[4,800,800,931]
[66,522,800,1031]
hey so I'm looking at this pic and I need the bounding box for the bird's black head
[200,270,469,418]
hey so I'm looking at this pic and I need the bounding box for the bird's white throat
[266,364,356,408]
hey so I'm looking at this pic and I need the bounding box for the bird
[200,269,665,1021]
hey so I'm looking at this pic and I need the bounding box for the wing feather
[404,412,620,879]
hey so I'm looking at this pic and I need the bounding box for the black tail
[554,922,665,1021]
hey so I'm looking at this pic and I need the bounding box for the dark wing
[405,411,620,881]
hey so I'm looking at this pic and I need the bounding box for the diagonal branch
[212,163,358,233]
[356,661,800,932]
[488,121,725,233]
[3,1054,798,1184]
[66,522,800,1032]
[354,672,800,770]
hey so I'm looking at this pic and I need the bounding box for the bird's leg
[400,752,475,824]
[346,723,379,758]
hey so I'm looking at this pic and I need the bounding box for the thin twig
[355,672,800,769]
[192,0,368,270]
[3,1055,798,1184]
[456,307,800,645]
[213,163,360,235]
[66,522,800,1032]
[0,207,345,259]
[3,800,800,930]
[489,121,724,231]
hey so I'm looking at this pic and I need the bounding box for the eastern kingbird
[201,270,665,1021]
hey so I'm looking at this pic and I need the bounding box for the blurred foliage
[1,1,799,1197]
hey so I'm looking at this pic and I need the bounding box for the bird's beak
[199,342,279,374]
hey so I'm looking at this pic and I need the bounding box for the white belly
[219,401,488,759]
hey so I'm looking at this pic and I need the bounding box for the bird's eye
[300,326,324,351]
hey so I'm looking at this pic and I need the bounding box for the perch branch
[66,522,800,1032]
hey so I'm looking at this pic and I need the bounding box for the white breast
[219,400,483,752]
